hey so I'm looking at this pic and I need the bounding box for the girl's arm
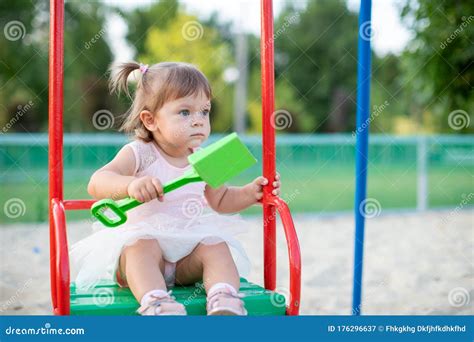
[204,174,281,214]
[87,146,137,200]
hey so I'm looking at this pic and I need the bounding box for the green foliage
[121,2,235,133]
[1,0,472,134]
[120,0,179,57]
[0,0,116,132]
[274,0,359,132]
[0,1,47,132]
[142,13,234,131]
[63,2,116,132]
[370,53,404,133]
[400,0,474,133]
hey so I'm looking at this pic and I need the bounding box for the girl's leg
[119,239,167,302]
[174,242,240,292]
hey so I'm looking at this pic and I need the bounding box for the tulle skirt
[70,209,251,291]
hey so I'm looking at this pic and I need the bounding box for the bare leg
[174,242,240,293]
[119,239,166,302]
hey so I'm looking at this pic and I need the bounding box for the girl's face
[153,92,211,150]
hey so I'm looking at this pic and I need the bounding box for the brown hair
[109,61,212,142]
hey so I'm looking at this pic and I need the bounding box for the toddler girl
[70,61,281,315]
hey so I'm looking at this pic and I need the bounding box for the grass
[1,163,472,224]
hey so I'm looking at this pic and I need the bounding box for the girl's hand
[127,176,164,203]
[245,172,281,203]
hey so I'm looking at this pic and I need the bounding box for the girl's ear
[139,110,157,130]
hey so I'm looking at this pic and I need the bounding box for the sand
[0,210,472,315]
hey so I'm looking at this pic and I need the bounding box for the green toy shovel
[91,132,257,227]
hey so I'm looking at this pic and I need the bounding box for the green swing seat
[70,277,286,316]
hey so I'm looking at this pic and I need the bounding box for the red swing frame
[48,0,301,315]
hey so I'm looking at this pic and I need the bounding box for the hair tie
[139,63,149,75]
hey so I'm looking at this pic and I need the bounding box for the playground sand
[1,210,472,315]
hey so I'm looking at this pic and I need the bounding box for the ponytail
[109,61,141,99]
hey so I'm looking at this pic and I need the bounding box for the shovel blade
[188,133,257,188]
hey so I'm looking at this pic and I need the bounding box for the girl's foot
[206,286,247,316]
[137,290,186,316]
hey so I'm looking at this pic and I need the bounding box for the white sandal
[137,291,187,316]
[206,287,247,316]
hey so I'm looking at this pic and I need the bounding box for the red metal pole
[52,199,70,314]
[63,199,95,210]
[270,197,301,315]
[260,0,277,291]
[48,0,65,314]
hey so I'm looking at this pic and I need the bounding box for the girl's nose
[191,114,204,126]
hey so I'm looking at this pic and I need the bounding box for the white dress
[70,139,251,290]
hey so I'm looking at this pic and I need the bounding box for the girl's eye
[201,109,210,116]
[179,109,190,116]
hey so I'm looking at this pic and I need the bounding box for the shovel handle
[91,169,201,228]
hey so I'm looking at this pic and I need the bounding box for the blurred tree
[120,1,235,133]
[0,0,116,133]
[142,13,234,131]
[370,53,405,134]
[63,2,116,132]
[245,12,316,134]
[0,1,46,132]
[273,0,359,133]
[119,0,179,58]
[400,0,474,133]
[6,0,469,135]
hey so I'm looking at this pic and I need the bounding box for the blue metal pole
[352,0,372,316]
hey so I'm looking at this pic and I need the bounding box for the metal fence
[0,133,472,223]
